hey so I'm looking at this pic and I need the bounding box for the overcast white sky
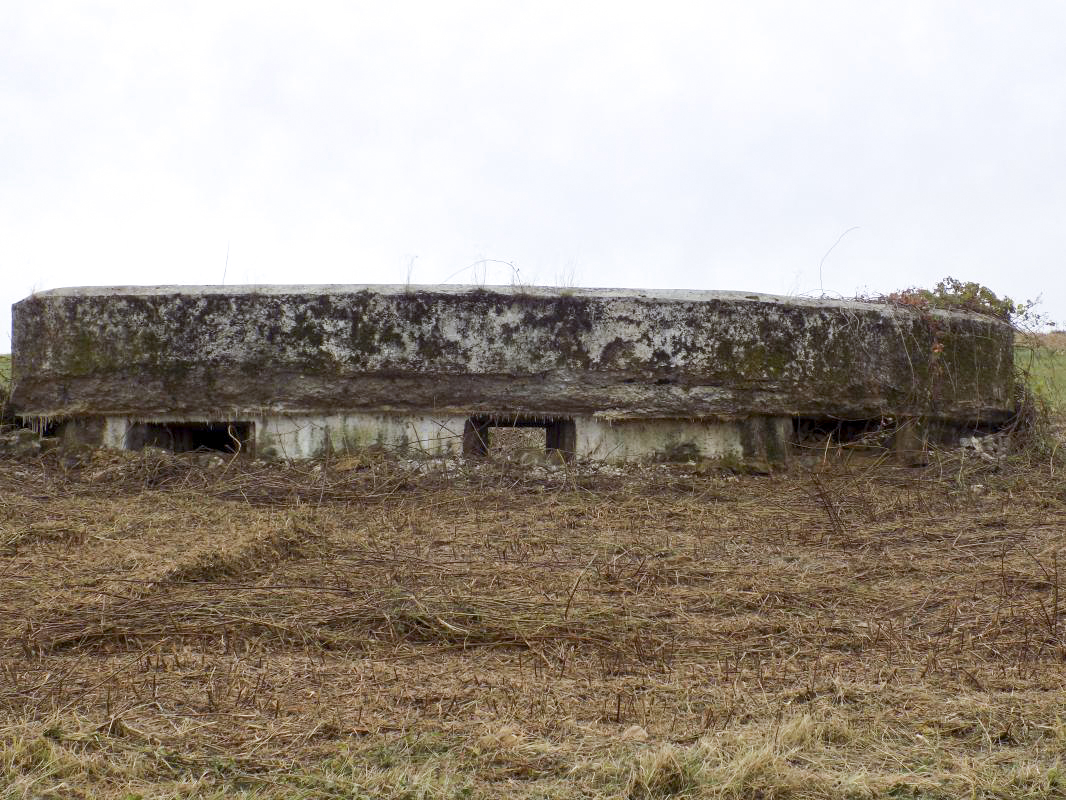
[3,1,1065,350]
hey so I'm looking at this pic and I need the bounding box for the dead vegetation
[1019,331,1066,351]
[1,444,1066,798]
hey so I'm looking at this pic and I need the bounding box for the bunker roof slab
[12,284,1015,425]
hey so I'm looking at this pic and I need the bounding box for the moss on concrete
[11,286,1014,425]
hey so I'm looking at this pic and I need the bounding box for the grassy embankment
[1017,331,1066,414]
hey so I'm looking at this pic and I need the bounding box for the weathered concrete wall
[12,284,1014,423]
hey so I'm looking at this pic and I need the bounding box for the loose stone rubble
[0,428,42,458]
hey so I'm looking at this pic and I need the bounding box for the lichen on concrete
[10,284,1016,461]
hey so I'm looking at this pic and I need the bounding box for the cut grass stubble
[1,445,1066,797]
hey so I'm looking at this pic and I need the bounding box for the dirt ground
[2,440,1066,798]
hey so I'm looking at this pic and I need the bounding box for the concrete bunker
[9,284,1016,464]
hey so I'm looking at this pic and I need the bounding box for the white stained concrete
[574,416,745,463]
[256,413,469,459]
[102,416,133,449]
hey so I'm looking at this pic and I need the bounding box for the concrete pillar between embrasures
[545,418,577,458]
[891,418,927,466]
[572,416,792,464]
[58,417,109,449]
[891,417,971,466]
[50,416,130,449]
[738,416,794,465]
[461,418,490,458]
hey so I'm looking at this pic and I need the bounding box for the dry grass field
[2,440,1066,799]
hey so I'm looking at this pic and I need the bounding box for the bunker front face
[10,285,1015,463]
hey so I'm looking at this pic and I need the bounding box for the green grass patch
[1016,336,1066,413]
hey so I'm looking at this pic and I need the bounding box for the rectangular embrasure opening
[793,417,885,447]
[125,421,253,454]
[462,415,575,461]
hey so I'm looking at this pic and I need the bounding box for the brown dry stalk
[0,446,1065,797]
